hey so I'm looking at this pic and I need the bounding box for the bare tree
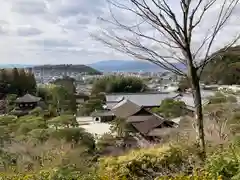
[204,102,240,145]
[92,0,240,157]
[205,103,232,141]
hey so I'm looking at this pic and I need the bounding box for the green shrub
[156,170,222,180]
[0,169,100,180]
[98,145,199,180]
[205,146,240,180]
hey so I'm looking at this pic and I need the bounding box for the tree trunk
[189,67,206,159]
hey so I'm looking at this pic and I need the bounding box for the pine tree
[11,68,20,94]
[26,72,37,94]
[18,68,27,95]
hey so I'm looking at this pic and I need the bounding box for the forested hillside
[31,64,102,75]
[201,46,240,85]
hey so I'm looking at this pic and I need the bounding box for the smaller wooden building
[15,94,41,110]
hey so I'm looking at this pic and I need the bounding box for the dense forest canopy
[0,68,36,98]
[91,75,146,94]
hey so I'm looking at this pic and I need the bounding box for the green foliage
[205,145,240,179]
[201,50,240,85]
[178,77,191,92]
[0,168,100,180]
[16,117,47,136]
[53,76,76,94]
[48,115,77,128]
[27,128,50,143]
[49,128,95,150]
[78,96,104,116]
[6,94,17,113]
[29,107,43,116]
[96,133,117,152]
[152,99,187,118]
[0,114,97,176]
[0,115,17,142]
[37,84,75,114]
[110,118,135,138]
[228,95,238,103]
[156,172,220,180]
[98,145,199,180]
[92,75,146,94]
[0,68,36,96]
[208,92,237,104]
[50,76,77,113]
[0,115,17,126]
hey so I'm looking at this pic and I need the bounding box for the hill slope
[201,46,240,85]
[31,64,102,75]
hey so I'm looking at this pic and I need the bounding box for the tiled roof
[106,102,118,109]
[147,128,175,137]
[106,92,179,107]
[111,99,142,118]
[127,115,153,123]
[131,115,166,134]
[173,90,214,108]
[16,94,41,103]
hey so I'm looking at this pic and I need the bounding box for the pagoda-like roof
[16,94,41,103]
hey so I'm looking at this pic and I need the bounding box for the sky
[0,0,240,65]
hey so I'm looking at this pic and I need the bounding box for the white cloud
[0,0,129,65]
[0,0,239,65]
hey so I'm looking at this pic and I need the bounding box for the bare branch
[197,33,240,76]
[96,0,240,72]
[199,0,239,63]
[92,31,185,76]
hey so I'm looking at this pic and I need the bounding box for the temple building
[15,94,41,110]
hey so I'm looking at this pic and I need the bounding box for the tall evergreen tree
[11,68,20,94]
[0,69,9,96]
[18,68,27,95]
[26,72,37,94]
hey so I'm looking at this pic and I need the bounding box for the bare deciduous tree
[205,102,240,144]
[206,103,232,141]
[92,0,240,157]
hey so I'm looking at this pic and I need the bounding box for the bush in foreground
[205,145,240,180]
[97,144,201,180]
[1,143,240,180]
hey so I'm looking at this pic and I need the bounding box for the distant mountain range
[0,60,186,72]
[89,60,185,72]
